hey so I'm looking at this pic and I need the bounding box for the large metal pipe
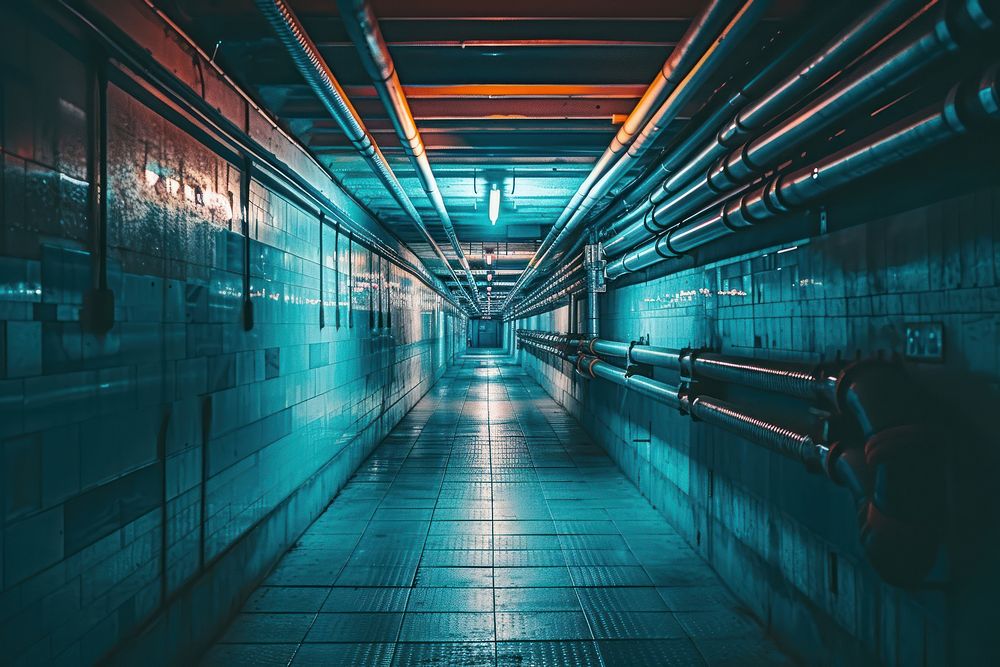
[606,62,1000,278]
[534,0,772,267]
[603,0,998,258]
[600,0,923,247]
[573,354,821,465]
[336,0,481,311]
[570,333,840,401]
[254,0,477,312]
[499,0,754,315]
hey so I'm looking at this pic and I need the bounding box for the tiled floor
[201,355,795,666]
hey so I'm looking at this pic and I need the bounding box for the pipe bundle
[517,330,946,587]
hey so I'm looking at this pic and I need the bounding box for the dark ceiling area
[161,0,808,314]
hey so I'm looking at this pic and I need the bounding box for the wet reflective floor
[202,355,794,666]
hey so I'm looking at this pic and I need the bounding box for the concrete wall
[519,184,1000,665]
[0,5,465,665]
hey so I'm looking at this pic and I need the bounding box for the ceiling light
[488,184,500,225]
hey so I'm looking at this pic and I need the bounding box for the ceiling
[161,0,808,314]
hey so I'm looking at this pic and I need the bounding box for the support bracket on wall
[241,155,255,331]
[334,221,342,329]
[318,211,326,329]
[83,54,115,335]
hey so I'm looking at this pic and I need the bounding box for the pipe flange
[644,208,662,233]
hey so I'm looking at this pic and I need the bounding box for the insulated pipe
[254,0,477,312]
[600,0,922,247]
[499,0,748,314]
[604,0,998,258]
[606,62,1000,279]
[336,0,481,310]
[574,354,683,409]
[583,337,684,372]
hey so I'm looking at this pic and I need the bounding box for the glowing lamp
[488,184,500,225]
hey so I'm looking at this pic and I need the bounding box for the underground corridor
[2,0,1000,665]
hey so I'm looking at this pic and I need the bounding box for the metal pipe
[686,394,822,465]
[499,0,751,315]
[580,335,836,398]
[508,257,584,319]
[573,354,820,465]
[254,0,477,312]
[600,0,922,249]
[336,0,481,310]
[583,244,605,336]
[536,0,772,265]
[518,330,944,585]
[604,0,998,258]
[606,62,1000,279]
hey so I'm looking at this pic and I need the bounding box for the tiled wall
[0,9,465,666]
[519,185,1000,665]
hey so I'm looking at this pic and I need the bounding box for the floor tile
[390,642,495,667]
[321,587,411,613]
[496,611,593,641]
[219,613,313,644]
[305,612,403,643]
[406,587,495,612]
[496,640,602,666]
[291,643,395,666]
[494,587,583,612]
[244,587,330,613]
[398,612,495,642]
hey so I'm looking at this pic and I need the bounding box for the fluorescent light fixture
[488,184,500,225]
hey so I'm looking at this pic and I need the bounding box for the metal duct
[336,0,481,311]
[604,0,998,258]
[600,0,922,249]
[254,0,477,312]
[606,62,1000,278]
[499,0,753,315]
